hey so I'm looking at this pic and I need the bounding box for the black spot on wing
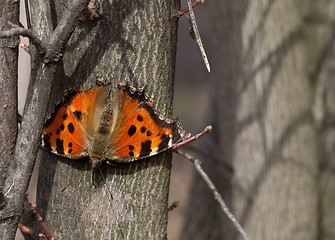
[68,142,73,147]
[158,134,170,151]
[73,110,82,121]
[44,134,50,141]
[141,126,146,133]
[60,124,65,131]
[147,130,152,137]
[56,138,64,155]
[129,145,134,150]
[129,151,134,156]
[137,115,143,122]
[56,129,60,135]
[42,134,51,150]
[68,149,73,153]
[68,123,74,134]
[140,140,152,157]
[128,125,136,136]
[62,113,68,120]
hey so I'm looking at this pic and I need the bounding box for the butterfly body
[42,82,185,167]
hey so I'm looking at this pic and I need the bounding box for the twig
[18,223,32,235]
[31,202,58,240]
[185,0,211,72]
[186,15,196,39]
[172,125,212,150]
[168,201,179,212]
[175,149,250,240]
[38,233,48,239]
[0,23,45,55]
[178,0,203,17]
[45,0,91,63]
[0,0,91,239]
[19,42,29,52]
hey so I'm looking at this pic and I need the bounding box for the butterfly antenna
[97,165,126,240]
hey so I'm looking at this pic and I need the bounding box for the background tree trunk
[180,1,335,239]
[0,0,19,189]
[32,0,180,239]
[311,2,335,239]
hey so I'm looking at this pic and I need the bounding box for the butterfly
[42,80,185,168]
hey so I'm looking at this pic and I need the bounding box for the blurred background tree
[8,0,335,239]
[179,1,335,240]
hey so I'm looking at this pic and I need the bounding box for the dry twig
[185,0,211,72]
[172,125,212,150]
[178,0,203,17]
[168,201,179,212]
[18,223,32,235]
[0,0,91,239]
[31,202,58,240]
[174,149,250,240]
[0,22,46,54]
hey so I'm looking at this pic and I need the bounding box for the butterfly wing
[104,83,185,162]
[42,83,111,158]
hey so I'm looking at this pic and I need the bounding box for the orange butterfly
[42,81,185,168]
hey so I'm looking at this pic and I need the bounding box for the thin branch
[45,0,91,63]
[185,0,211,72]
[18,223,32,235]
[0,0,91,239]
[31,202,58,240]
[175,149,250,240]
[19,42,29,52]
[178,0,203,17]
[172,125,212,150]
[168,201,179,212]
[0,23,45,54]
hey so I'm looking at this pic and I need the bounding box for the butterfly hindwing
[42,83,111,158]
[105,83,185,162]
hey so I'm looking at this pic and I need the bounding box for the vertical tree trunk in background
[181,1,335,239]
[0,0,19,188]
[311,2,335,239]
[32,0,179,239]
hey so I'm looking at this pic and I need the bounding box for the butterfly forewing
[105,84,185,162]
[42,83,111,158]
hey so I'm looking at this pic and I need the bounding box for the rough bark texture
[0,0,90,239]
[181,1,335,239]
[33,0,180,239]
[0,0,19,189]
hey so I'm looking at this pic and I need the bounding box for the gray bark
[311,2,335,239]
[0,0,19,189]
[33,0,180,239]
[0,0,90,239]
[181,1,334,239]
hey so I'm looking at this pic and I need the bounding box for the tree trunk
[311,2,335,239]
[33,0,180,239]
[0,0,90,239]
[0,0,19,189]
[181,1,332,239]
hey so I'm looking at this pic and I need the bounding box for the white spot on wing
[149,147,158,156]
[168,135,173,147]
